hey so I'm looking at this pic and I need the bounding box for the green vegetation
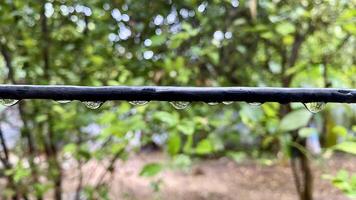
[0,0,355,200]
[323,170,356,198]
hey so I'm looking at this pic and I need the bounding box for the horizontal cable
[0,85,355,103]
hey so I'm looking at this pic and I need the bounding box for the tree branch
[0,42,15,83]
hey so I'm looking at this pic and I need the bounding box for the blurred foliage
[333,141,356,155]
[0,0,355,199]
[323,170,356,198]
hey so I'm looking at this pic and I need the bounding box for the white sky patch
[60,5,69,16]
[68,6,74,13]
[231,0,240,8]
[103,3,110,11]
[75,4,84,13]
[108,33,117,42]
[122,14,130,22]
[213,30,224,41]
[144,39,152,47]
[70,15,78,22]
[189,10,195,17]
[166,10,177,24]
[179,8,189,18]
[225,31,232,39]
[155,28,162,35]
[154,15,164,25]
[143,51,154,59]
[115,44,126,54]
[45,3,54,18]
[76,19,86,32]
[118,24,132,40]
[83,7,92,16]
[111,8,122,21]
[198,2,207,13]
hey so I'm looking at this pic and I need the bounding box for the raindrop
[222,101,233,105]
[207,102,219,106]
[129,101,149,106]
[303,102,326,113]
[82,101,103,109]
[56,100,71,104]
[170,101,190,110]
[0,99,19,107]
[249,102,262,106]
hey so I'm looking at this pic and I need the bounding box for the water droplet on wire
[207,102,219,106]
[129,101,149,106]
[249,102,262,106]
[222,101,233,105]
[82,101,103,109]
[0,99,19,106]
[303,102,326,113]
[170,101,190,110]
[56,100,71,104]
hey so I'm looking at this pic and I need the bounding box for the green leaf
[181,22,193,32]
[276,22,295,35]
[298,127,316,138]
[99,112,117,124]
[352,126,356,132]
[139,163,163,177]
[177,120,195,135]
[90,55,104,65]
[150,35,167,46]
[261,31,274,39]
[333,142,356,155]
[262,103,278,118]
[227,151,246,164]
[172,154,192,170]
[154,111,178,127]
[167,132,181,156]
[182,22,199,36]
[13,165,31,183]
[332,126,348,137]
[239,105,264,126]
[35,114,48,123]
[169,32,190,49]
[208,52,219,65]
[63,143,77,154]
[183,134,193,153]
[195,139,213,155]
[280,109,312,131]
[34,183,51,196]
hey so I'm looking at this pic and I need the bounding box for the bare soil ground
[63,152,355,200]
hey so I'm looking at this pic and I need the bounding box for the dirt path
[63,152,355,200]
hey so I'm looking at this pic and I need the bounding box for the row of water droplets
[0,99,326,113]
[127,101,326,113]
[0,99,105,110]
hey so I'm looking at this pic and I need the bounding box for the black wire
[0,85,354,103]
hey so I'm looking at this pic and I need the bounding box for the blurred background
[0,0,355,199]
